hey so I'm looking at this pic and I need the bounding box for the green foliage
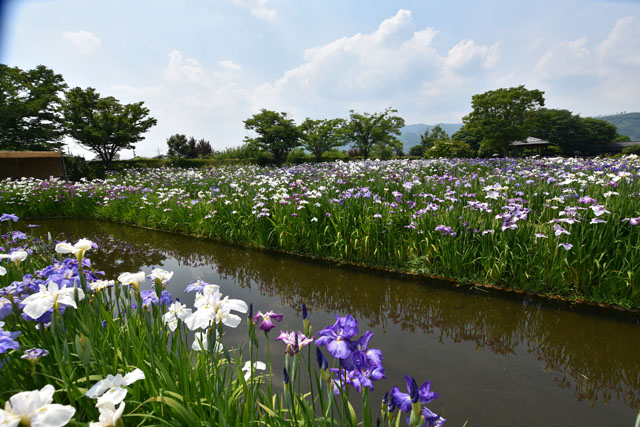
[62,155,90,181]
[614,134,631,142]
[0,64,67,151]
[420,124,449,150]
[451,125,482,152]
[408,145,423,157]
[463,85,545,155]
[622,144,640,155]
[320,149,348,162]
[63,87,157,169]
[286,147,311,164]
[166,134,189,158]
[299,118,346,161]
[343,108,405,159]
[582,117,618,147]
[243,109,302,165]
[424,139,474,158]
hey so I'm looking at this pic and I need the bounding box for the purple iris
[252,310,283,332]
[390,375,440,413]
[315,314,359,359]
[0,214,19,223]
[21,348,49,360]
[0,297,12,320]
[0,324,20,354]
[140,290,159,307]
[422,406,447,427]
[159,290,173,306]
[184,280,208,293]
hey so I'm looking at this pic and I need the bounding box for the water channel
[27,218,640,426]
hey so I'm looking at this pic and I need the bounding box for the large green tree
[343,108,405,159]
[166,134,190,158]
[63,87,157,169]
[0,64,67,151]
[528,109,619,155]
[299,118,346,161]
[243,109,302,165]
[463,85,545,156]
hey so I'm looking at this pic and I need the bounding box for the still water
[29,219,639,426]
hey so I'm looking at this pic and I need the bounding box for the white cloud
[252,9,498,120]
[62,30,101,54]
[164,50,211,87]
[232,0,275,20]
[532,16,640,112]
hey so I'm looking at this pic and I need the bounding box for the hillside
[597,112,640,140]
[400,123,463,152]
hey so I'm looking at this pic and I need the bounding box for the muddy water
[28,219,640,426]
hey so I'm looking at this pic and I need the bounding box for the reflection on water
[28,219,640,425]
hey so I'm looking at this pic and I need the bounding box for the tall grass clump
[1,155,640,308]
[0,215,447,426]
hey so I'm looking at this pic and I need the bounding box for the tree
[420,125,450,153]
[463,85,545,156]
[299,118,346,161]
[528,108,586,155]
[243,109,302,165]
[63,87,157,169]
[343,108,405,159]
[166,134,190,158]
[582,118,617,147]
[528,110,619,155]
[451,125,482,154]
[194,139,213,157]
[425,140,474,158]
[0,64,67,151]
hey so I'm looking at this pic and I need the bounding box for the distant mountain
[399,123,463,153]
[596,112,640,140]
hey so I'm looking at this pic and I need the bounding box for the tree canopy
[166,134,190,158]
[63,87,157,169]
[243,109,302,165]
[528,109,619,155]
[463,85,545,155]
[0,64,67,151]
[299,118,346,161]
[343,108,405,159]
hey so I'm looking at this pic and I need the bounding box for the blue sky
[2,0,640,157]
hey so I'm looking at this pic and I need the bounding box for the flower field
[1,156,640,307]
[0,220,446,426]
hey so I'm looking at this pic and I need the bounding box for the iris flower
[0,384,76,426]
[162,301,192,331]
[390,375,439,413]
[0,321,20,354]
[276,330,314,355]
[117,271,145,292]
[241,361,266,381]
[89,402,125,427]
[86,368,145,406]
[315,314,358,359]
[55,238,95,261]
[252,310,283,332]
[184,287,247,330]
[21,282,84,320]
[0,250,28,265]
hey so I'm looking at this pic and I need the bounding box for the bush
[622,144,640,155]
[286,148,312,165]
[425,139,475,158]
